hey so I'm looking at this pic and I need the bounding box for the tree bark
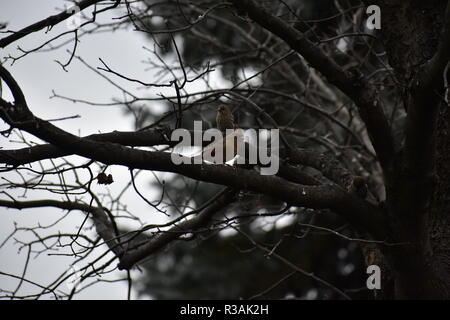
[371,0,450,299]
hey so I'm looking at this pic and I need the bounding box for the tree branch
[0,128,173,167]
[0,199,122,257]
[230,0,395,176]
[117,188,237,269]
[288,149,353,189]
[0,0,107,48]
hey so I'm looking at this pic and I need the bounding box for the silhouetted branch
[0,0,107,48]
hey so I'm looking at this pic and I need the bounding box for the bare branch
[117,188,237,269]
[0,0,108,48]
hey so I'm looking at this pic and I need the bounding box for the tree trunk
[373,0,450,299]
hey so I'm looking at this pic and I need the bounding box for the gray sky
[0,0,176,299]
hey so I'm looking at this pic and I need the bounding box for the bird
[347,176,368,199]
[216,104,235,133]
[97,172,114,185]
[190,104,242,165]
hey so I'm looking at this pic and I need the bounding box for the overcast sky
[0,0,180,299]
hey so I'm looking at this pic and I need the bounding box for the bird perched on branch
[216,104,235,133]
[193,104,243,165]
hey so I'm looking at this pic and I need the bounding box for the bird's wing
[201,129,244,163]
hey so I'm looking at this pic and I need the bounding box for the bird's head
[217,104,230,114]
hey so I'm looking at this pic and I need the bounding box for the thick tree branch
[0,128,173,167]
[230,0,395,176]
[3,122,387,239]
[288,149,353,189]
[0,127,347,189]
[0,130,322,187]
